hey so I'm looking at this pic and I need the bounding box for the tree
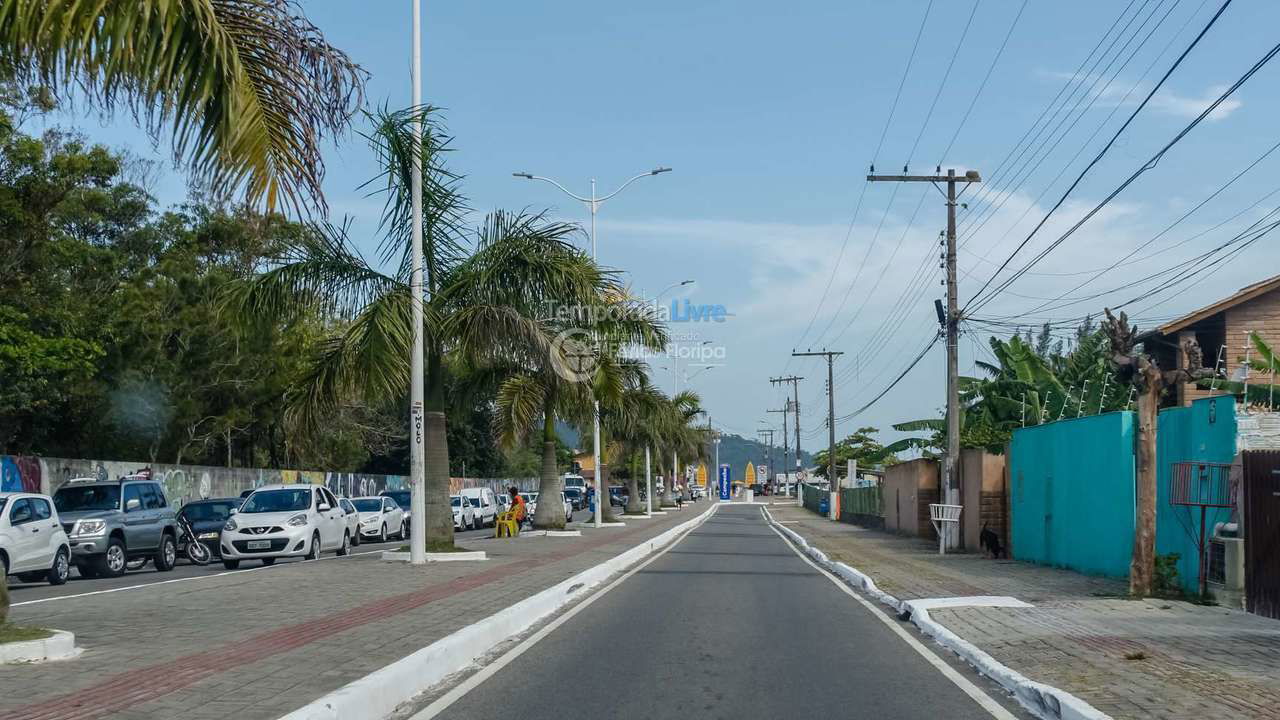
[0,0,366,213]
[811,427,897,479]
[1104,308,1211,596]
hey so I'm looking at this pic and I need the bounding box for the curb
[281,504,718,720]
[0,630,79,664]
[380,550,488,562]
[761,506,1110,720]
[566,521,626,529]
[519,530,583,538]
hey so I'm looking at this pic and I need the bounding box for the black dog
[979,523,1004,559]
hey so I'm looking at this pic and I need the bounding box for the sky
[41,0,1280,458]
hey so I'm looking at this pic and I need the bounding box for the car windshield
[54,485,121,512]
[240,489,310,513]
[353,499,382,512]
[523,493,538,502]
[451,496,462,507]
[180,502,238,522]
[384,492,411,508]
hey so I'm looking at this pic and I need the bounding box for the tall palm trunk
[624,474,643,513]
[533,391,566,529]
[599,463,620,522]
[424,349,454,550]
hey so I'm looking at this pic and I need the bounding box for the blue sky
[41,0,1280,459]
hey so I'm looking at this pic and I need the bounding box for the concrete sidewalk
[769,503,1280,720]
[0,503,712,720]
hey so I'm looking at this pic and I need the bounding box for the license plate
[247,539,271,550]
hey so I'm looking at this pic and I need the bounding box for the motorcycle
[177,514,211,565]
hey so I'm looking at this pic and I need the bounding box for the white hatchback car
[451,495,477,530]
[0,492,71,585]
[220,484,351,569]
[351,496,406,543]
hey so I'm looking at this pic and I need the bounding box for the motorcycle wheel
[186,540,211,566]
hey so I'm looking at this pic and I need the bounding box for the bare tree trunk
[533,395,566,529]
[423,411,454,550]
[599,463,619,522]
[1130,378,1159,596]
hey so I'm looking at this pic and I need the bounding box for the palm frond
[0,0,366,213]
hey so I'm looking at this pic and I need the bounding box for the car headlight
[72,519,107,537]
[224,518,238,532]
[287,513,309,527]
[197,532,219,540]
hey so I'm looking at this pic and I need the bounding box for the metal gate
[1243,451,1280,619]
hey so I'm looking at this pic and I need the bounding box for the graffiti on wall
[0,455,536,508]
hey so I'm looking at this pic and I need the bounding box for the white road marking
[763,515,1019,720]
[408,516,707,720]
[10,545,388,607]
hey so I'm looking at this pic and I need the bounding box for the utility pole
[770,376,803,480]
[757,429,775,492]
[868,167,980,550]
[793,350,843,518]
[767,407,789,491]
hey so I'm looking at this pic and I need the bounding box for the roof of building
[1152,273,1280,336]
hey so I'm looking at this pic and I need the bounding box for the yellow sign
[697,463,708,487]
[745,462,756,486]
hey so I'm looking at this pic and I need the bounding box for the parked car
[177,498,241,561]
[0,492,71,585]
[520,492,538,523]
[460,487,498,528]
[53,475,179,578]
[337,497,361,547]
[380,490,413,536]
[451,495,477,531]
[352,496,405,543]
[563,487,585,510]
[220,484,350,569]
[560,491,574,521]
[563,473,586,496]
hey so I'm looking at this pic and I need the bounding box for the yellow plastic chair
[495,510,520,538]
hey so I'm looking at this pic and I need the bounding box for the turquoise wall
[1010,412,1136,578]
[1155,395,1237,594]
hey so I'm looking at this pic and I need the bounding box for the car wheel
[379,523,387,544]
[76,563,98,579]
[399,521,407,540]
[1,553,7,577]
[351,529,361,547]
[338,531,350,556]
[154,533,177,572]
[307,532,321,560]
[97,538,127,578]
[223,559,240,570]
[261,557,276,566]
[47,548,70,586]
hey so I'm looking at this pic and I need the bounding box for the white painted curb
[566,521,626,529]
[280,504,718,720]
[761,506,1110,720]
[380,550,488,562]
[0,629,79,664]
[519,530,582,538]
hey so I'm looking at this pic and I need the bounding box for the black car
[177,498,241,560]
[380,490,413,535]
[563,487,585,510]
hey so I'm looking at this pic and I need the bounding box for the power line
[905,0,980,166]
[938,0,1027,163]
[838,334,941,422]
[967,0,1239,313]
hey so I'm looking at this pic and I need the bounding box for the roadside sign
[718,465,731,500]
[745,462,756,486]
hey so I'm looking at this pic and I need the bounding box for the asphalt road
[431,504,1025,720]
[4,523,501,605]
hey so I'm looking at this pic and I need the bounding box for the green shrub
[1153,553,1183,599]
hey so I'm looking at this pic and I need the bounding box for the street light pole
[407,0,426,565]
[515,167,671,528]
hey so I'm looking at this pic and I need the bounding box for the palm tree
[657,390,708,506]
[600,372,669,515]
[0,0,365,213]
[491,288,666,529]
[236,107,588,550]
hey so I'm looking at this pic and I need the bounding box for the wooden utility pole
[770,375,804,479]
[767,406,789,490]
[868,168,980,550]
[792,351,843,500]
[757,429,775,491]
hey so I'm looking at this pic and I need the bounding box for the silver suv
[52,476,179,578]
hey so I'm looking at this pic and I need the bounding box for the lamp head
[651,167,672,175]
[513,172,533,179]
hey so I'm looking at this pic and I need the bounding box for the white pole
[408,0,426,566]
[591,179,602,528]
[645,445,652,516]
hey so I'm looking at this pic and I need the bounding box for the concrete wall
[883,458,939,539]
[0,455,537,509]
[960,449,1007,553]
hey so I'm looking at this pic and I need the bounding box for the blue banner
[718,464,731,500]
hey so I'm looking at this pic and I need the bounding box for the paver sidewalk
[769,503,1280,720]
[0,503,713,720]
